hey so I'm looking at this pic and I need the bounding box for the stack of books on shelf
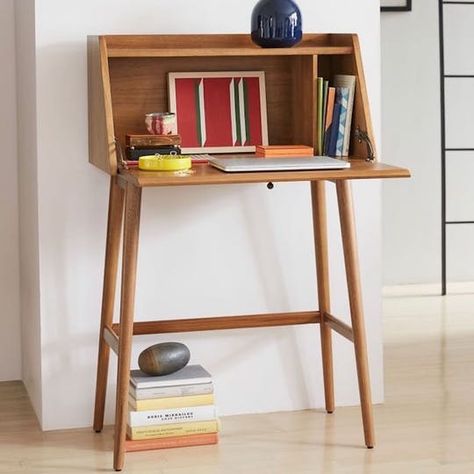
[315,74,356,158]
[126,364,219,451]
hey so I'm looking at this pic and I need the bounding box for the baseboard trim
[383,281,474,297]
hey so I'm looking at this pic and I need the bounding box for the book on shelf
[327,88,343,157]
[316,75,356,157]
[126,134,181,147]
[130,365,212,389]
[126,146,181,161]
[333,75,356,157]
[324,87,336,155]
[130,393,214,411]
[129,381,214,400]
[128,404,216,427]
[316,77,324,156]
[126,432,218,452]
[335,87,349,157]
[321,80,329,155]
[127,420,219,441]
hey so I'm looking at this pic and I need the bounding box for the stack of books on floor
[315,74,356,158]
[126,364,219,451]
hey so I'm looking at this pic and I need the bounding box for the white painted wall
[0,0,21,382]
[381,0,441,286]
[15,0,43,419]
[26,0,382,430]
[382,0,474,285]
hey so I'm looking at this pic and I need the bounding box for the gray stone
[138,342,190,376]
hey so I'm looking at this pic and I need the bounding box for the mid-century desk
[88,34,410,471]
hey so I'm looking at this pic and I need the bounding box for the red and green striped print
[174,76,264,149]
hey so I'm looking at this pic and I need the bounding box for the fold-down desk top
[118,161,410,188]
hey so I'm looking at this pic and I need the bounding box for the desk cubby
[89,34,375,176]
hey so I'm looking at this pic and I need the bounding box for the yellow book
[127,420,219,440]
[129,393,214,411]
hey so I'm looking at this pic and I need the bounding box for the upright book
[335,87,349,157]
[328,88,343,157]
[333,75,356,156]
[321,80,329,154]
[324,87,336,155]
[316,77,324,155]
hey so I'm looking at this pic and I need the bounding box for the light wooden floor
[1,293,474,473]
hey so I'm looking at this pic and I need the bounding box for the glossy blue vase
[251,0,303,48]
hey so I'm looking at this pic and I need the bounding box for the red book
[255,145,314,157]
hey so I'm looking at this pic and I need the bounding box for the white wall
[30,0,382,430]
[15,0,43,418]
[381,0,441,286]
[382,0,474,285]
[0,0,21,382]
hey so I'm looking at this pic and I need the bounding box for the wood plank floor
[1,293,474,473]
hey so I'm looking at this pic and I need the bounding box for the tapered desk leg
[114,183,142,471]
[94,177,125,433]
[311,181,335,414]
[336,180,375,449]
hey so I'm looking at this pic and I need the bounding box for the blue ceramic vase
[251,0,303,48]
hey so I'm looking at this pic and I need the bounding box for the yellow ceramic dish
[138,155,192,172]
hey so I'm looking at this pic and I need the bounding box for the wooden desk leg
[311,181,335,414]
[94,176,125,433]
[114,183,142,471]
[336,180,375,449]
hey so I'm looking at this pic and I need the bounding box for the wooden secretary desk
[87,33,410,471]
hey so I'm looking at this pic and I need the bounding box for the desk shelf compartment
[88,34,376,176]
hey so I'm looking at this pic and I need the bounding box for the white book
[129,382,214,400]
[130,365,212,389]
[333,75,356,157]
[128,404,217,427]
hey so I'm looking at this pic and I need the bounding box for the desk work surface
[118,160,410,188]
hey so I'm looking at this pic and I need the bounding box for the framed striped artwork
[168,71,269,154]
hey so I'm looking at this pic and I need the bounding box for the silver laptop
[208,155,350,172]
